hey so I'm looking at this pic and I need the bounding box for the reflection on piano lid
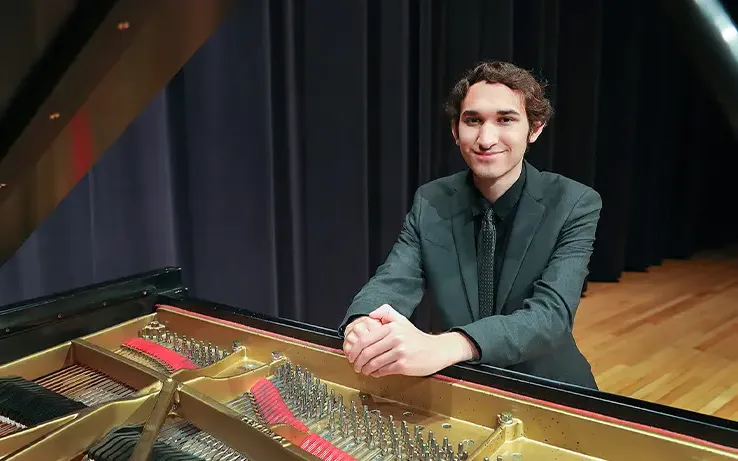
[0,2,737,461]
[0,0,235,267]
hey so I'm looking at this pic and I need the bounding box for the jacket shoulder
[535,169,601,206]
[415,171,466,202]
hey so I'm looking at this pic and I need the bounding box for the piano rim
[0,266,736,451]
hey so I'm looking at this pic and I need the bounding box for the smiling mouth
[474,151,505,156]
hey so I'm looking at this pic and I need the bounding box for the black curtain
[1,0,737,329]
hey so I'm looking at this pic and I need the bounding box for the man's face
[452,82,544,182]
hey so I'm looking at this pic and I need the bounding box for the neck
[473,160,523,202]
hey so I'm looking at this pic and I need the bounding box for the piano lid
[0,0,235,266]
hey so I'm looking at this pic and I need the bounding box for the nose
[477,123,499,150]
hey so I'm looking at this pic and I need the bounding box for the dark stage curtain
[1,0,737,329]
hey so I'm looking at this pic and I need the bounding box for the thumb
[369,304,405,324]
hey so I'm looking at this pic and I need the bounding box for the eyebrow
[462,109,521,117]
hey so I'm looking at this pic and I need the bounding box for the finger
[362,317,383,330]
[343,314,372,337]
[369,304,405,324]
[344,316,366,337]
[346,325,391,363]
[370,359,402,378]
[343,330,358,349]
[354,334,396,373]
[343,322,367,355]
[361,347,400,375]
[343,338,353,355]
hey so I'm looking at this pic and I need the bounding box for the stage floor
[575,247,738,421]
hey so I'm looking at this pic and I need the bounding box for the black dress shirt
[470,163,527,307]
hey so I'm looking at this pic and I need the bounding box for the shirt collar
[470,161,527,220]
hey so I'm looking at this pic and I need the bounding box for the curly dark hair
[444,61,553,130]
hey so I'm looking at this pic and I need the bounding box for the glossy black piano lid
[0,267,735,449]
[0,267,182,364]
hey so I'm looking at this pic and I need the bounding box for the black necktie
[478,207,497,318]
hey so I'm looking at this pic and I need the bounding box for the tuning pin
[184,337,191,358]
[320,384,328,417]
[340,407,347,436]
[195,342,202,365]
[367,429,374,449]
[376,413,384,452]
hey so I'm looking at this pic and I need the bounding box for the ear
[528,121,545,143]
[451,119,460,145]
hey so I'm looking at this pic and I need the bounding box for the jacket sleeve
[453,188,602,366]
[338,189,426,335]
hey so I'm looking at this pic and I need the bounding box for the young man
[339,61,602,389]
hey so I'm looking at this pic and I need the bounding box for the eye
[499,117,515,124]
[464,117,481,125]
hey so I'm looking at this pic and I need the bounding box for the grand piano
[0,2,737,460]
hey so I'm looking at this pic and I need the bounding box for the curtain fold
[1,0,736,329]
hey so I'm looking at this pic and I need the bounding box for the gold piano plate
[3,391,162,461]
[0,339,165,457]
[0,414,76,459]
[81,310,266,377]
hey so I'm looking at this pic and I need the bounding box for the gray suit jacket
[340,161,602,388]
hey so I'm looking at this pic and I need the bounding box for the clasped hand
[342,304,472,377]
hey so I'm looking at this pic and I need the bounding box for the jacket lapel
[451,207,479,320]
[495,193,544,313]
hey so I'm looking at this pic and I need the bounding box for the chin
[467,161,510,180]
[470,167,507,181]
[464,154,522,181]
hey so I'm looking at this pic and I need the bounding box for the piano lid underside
[0,0,236,267]
[0,304,733,461]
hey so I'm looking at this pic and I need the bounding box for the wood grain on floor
[574,254,738,421]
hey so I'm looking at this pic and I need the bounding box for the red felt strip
[299,433,357,461]
[248,378,356,461]
[122,337,198,371]
[250,378,309,432]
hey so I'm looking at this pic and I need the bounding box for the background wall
[1,0,737,329]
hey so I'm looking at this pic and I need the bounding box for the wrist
[435,332,477,366]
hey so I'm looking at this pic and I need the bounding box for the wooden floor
[573,250,738,421]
